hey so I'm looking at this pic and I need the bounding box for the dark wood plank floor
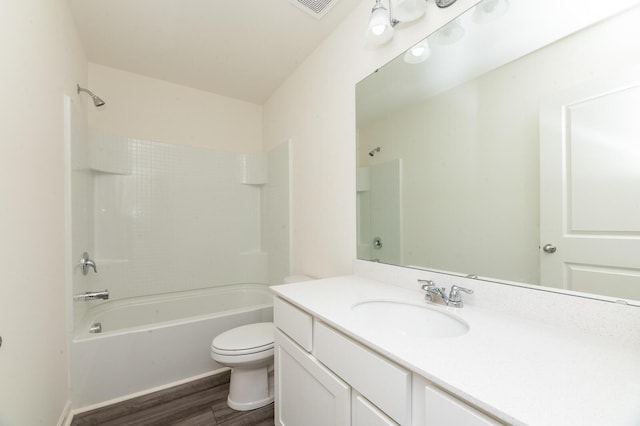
[71,371,275,426]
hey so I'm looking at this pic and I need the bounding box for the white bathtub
[70,284,273,410]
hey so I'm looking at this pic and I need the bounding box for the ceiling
[68,0,363,105]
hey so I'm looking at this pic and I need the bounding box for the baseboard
[57,401,73,426]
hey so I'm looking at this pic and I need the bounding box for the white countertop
[271,275,640,426]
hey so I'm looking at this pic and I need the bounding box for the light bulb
[371,23,386,36]
[367,2,394,46]
[403,41,431,64]
[369,7,389,33]
[411,46,425,56]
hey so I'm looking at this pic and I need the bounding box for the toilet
[210,275,313,411]
[210,322,275,411]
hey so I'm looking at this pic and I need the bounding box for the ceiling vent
[289,0,339,19]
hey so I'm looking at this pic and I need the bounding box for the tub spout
[74,290,109,301]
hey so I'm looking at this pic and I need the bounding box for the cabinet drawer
[273,297,313,351]
[424,384,502,426]
[314,321,411,426]
[353,392,399,426]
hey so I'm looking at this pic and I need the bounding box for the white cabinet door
[423,384,501,426]
[274,329,351,426]
[353,392,399,426]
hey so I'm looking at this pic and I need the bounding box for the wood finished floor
[71,371,275,426]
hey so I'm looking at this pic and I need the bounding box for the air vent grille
[289,0,338,18]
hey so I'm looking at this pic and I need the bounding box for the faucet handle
[418,279,436,291]
[81,252,98,275]
[418,279,437,301]
[448,285,473,307]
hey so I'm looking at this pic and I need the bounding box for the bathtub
[70,284,273,410]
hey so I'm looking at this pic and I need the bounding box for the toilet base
[227,365,274,411]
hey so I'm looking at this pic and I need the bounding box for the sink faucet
[418,279,473,308]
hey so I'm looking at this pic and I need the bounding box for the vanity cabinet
[274,296,502,426]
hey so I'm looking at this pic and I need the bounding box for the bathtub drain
[89,322,102,333]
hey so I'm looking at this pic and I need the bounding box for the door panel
[540,66,640,299]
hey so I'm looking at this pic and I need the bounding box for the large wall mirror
[356,0,640,305]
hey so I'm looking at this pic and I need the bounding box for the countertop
[271,275,640,426]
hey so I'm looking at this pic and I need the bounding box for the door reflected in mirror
[356,0,640,305]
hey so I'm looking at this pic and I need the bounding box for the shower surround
[73,130,289,325]
[92,131,272,292]
[68,124,289,409]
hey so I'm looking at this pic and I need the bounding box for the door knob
[542,244,557,253]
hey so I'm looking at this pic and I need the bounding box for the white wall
[0,0,87,424]
[88,63,263,153]
[263,0,481,278]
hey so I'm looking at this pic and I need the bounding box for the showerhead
[369,147,381,157]
[92,96,106,107]
[77,84,106,107]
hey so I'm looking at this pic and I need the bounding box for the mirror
[356,0,640,305]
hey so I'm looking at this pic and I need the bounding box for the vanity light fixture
[404,40,431,64]
[367,0,396,46]
[366,0,428,46]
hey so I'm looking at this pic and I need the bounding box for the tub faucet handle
[81,252,97,275]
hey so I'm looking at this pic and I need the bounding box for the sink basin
[351,300,469,339]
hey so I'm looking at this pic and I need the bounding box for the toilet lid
[211,322,274,355]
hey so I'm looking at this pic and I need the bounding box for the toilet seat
[211,322,274,356]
